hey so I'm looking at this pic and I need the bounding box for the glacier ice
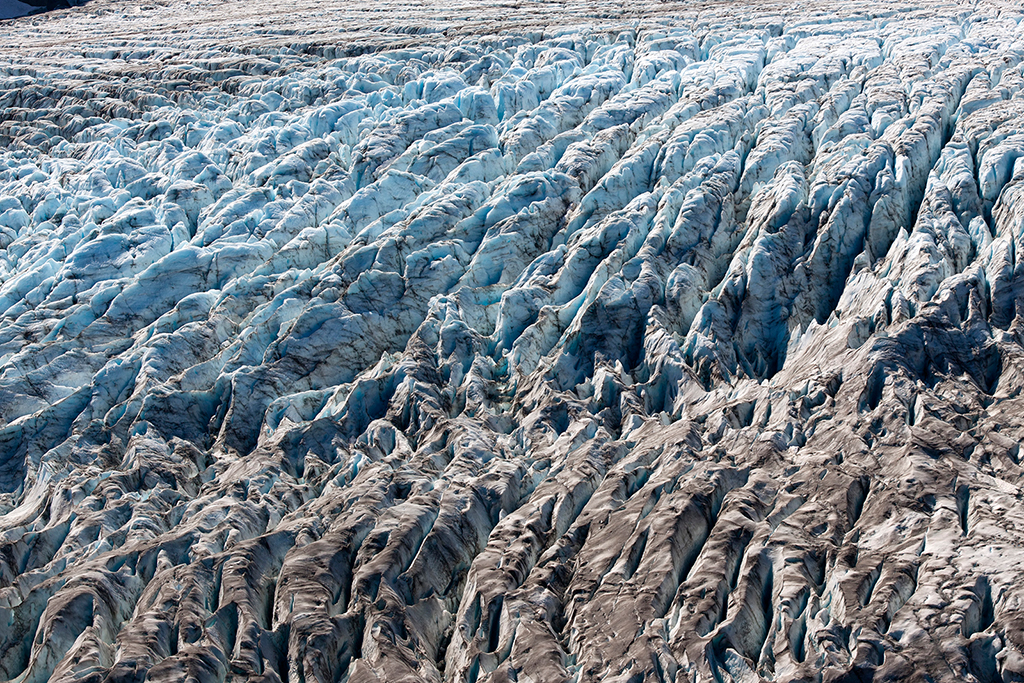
[2,0,1024,681]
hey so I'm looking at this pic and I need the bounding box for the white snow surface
[2,0,1024,681]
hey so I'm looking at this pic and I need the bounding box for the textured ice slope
[3,0,1024,681]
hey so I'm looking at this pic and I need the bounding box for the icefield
[2,0,1024,680]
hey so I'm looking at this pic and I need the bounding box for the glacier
[2,0,1024,681]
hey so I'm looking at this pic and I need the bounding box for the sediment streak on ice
[2,0,1024,681]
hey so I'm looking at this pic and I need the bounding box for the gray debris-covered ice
[2,0,1024,680]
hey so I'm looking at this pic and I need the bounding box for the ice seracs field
[2,0,1024,680]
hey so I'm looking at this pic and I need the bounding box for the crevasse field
[2,0,1024,681]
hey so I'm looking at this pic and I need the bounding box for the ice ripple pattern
[2,0,1024,681]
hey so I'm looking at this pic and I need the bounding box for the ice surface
[0,1,31,19]
[2,0,1024,681]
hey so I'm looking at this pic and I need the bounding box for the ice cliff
[2,0,1024,680]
